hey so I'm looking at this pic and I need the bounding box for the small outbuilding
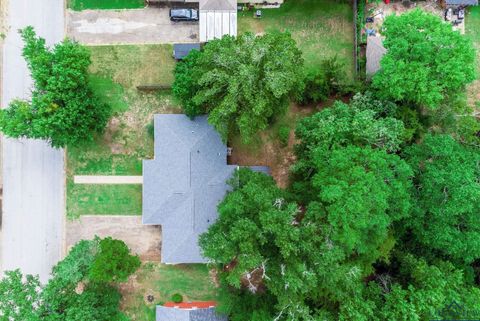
[173,43,201,60]
[366,36,386,78]
[156,301,228,321]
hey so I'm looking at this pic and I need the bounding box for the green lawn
[121,263,218,321]
[68,0,144,10]
[67,181,142,218]
[238,0,354,76]
[67,44,180,217]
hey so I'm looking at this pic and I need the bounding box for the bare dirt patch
[65,215,161,261]
[229,103,319,188]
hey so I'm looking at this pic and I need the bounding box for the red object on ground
[164,301,217,309]
[384,0,390,3]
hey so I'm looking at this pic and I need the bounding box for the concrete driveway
[67,8,199,45]
[1,0,65,283]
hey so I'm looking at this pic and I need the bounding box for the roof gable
[199,0,237,11]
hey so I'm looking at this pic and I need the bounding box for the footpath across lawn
[238,0,354,77]
[67,44,180,218]
[68,0,144,10]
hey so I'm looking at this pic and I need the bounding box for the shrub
[146,120,154,140]
[278,125,290,147]
[171,293,183,303]
[297,56,351,105]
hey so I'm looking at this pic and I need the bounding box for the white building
[199,0,237,42]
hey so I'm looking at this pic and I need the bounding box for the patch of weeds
[277,124,291,147]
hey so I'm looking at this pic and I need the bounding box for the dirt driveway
[66,215,161,261]
[67,8,199,45]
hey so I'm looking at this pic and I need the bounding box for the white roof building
[199,0,237,42]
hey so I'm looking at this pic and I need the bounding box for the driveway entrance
[67,8,199,45]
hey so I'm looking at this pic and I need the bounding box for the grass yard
[466,7,480,108]
[67,44,180,218]
[68,0,144,11]
[238,0,354,76]
[120,263,218,321]
[67,181,142,218]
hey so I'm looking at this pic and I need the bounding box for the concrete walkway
[66,216,161,261]
[1,0,65,283]
[67,8,199,45]
[74,175,143,184]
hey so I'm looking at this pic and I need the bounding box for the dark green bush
[171,293,183,303]
[278,125,290,147]
[297,56,351,105]
[146,120,154,140]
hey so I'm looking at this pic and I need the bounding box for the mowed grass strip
[238,0,354,76]
[120,263,218,321]
[67,181,142,218]
[68,0,144,11]
[88,44,175,90]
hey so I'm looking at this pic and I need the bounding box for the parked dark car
[170,8,198,22]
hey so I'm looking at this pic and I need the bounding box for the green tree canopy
[0,270,42,321]
[200,166,412,321]
[308,145,413,265]
[0,237,138,321]
[89,237,141,283]
[173,32,304,142]
[339,254,480,321]
[405,134,480,263]
[200,168,357,321]
[372,9,476,108]
[292,93,405,203]
[0,26,111,147]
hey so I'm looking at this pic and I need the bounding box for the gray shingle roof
[445,0,478,5]
[173,43,201,60]
[366,36,387,77]
[143,115,268,264]
[156,306,228,321]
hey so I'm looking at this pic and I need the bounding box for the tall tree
[292,93,405,203]
[339,254,480,321]
[0,26,111,147]
[0,237,138,321]
[89,237,141,283]
[0,270,42,321]
[173,32,304,142]
[405,134,480,264]
[372,9,476,108]
[308,145,413,265]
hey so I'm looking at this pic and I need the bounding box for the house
[142,114,269,264]
[366,36,386,78]
[173,43,201,60]
[156,301,227,321]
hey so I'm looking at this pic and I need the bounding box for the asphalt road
[1,0,65,283]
